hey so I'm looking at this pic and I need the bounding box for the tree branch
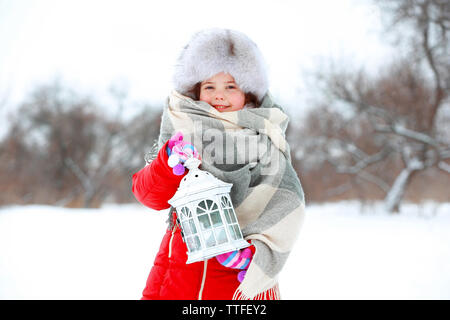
[437,161,450,173]
[374,123,441,147]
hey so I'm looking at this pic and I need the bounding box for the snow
[1,201,449,300]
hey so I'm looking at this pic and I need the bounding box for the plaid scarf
[158,90,305,299]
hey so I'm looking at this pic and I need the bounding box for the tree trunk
[384,167,419,213]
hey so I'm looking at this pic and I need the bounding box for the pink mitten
[215,247,253,283]
[168,132,183,150]
[166,132,200,175]
[237,270,247,283]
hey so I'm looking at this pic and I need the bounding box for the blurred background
[1,0,448,211]
[0,0,449,300]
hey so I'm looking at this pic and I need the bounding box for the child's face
[199,72,246,112]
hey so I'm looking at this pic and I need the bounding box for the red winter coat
[132,141,254,300]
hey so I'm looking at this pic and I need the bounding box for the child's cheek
[199,92,210,104]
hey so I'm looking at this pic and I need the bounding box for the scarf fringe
[232,284,280,300]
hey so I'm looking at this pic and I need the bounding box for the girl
[132,28,305,300]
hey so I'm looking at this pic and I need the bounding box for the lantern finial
[184,157,201,170]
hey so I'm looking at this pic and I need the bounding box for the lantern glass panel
[187,235,201,252]
[198,201,208,211]
[179,207,197,237]
[210,210,222,227]
[224,208,237,224]
[197,207,205,215]
[221,196,232,208]
[203,230,216,247]
[228,225,237,240]
[233,224,242,239]
[223,208,232,224]
[229,208,237,223]
[214,227,227,245]
[182,206,192,218]
[182,220,191,235]
[198,214,212,230]
[189,219,197,234]
[198,199,218,212]
[208,200,218,211]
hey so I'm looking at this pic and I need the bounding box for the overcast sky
[0,0,394,119]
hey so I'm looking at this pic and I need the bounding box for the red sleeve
[132,140,187,210]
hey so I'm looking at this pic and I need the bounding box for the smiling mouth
[213,105,230,110]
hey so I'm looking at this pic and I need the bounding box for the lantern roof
[168,158,232,207]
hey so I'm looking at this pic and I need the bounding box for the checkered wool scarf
[158,90,305,299]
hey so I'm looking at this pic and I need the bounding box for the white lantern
[168,158,250,264]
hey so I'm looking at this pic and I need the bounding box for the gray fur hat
[172,28,269,102]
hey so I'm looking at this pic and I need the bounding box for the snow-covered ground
[0,201,449,300]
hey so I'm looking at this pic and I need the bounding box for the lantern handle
[184,157,201,171]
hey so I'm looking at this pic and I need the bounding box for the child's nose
[215,92,225,100]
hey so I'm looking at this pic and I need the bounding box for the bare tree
[0,80,162,207]
[295,0,449,212]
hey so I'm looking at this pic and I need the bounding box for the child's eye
[204,86,214,90]
[227,85,236,89]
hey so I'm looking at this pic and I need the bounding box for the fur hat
[172,28,269,102]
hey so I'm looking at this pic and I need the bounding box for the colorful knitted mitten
[215,247,253,283]
[166,132,200,175]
